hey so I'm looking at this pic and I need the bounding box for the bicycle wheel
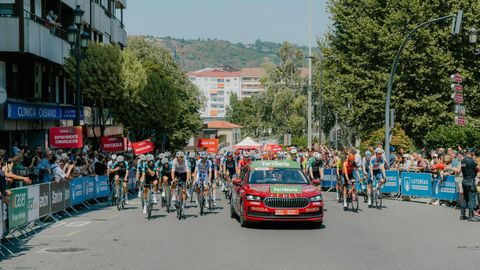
[177,195,183,220]
[165,187,171,213]
[375,188,383,209]
[116,187,122,211]
[199,191,204,216]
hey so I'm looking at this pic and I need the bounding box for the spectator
[50,155,67,183]
[415,153,430,172]
[0,148,10,201]
[94,154,107,176]
[459,148,479,222]
[37,150,53,183]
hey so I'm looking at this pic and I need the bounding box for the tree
[424,124,480,149]
[322,0,480,146]
[64,43,123,139]
[361,124,416,152]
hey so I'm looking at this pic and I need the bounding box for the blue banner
[6,101,83,120]
[94,176,111,198]
[432,175,458,201]
[70,177,86,206]
[383,171,400,193]
[85,177,95,200]
[322,169,337,188]
[401,172,432,197]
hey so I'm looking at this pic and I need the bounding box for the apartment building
[188,67,267,121]
[0,0,126,150]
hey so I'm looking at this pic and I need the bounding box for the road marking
[51,221,67,228]
[66,230,81,237]
[65,221,92,228]
[110,214,120,218]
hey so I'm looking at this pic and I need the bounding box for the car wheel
[239,200,249,228]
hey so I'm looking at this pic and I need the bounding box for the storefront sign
[6,101,83,120]
[101,136,125,152]
[49,126,83,149]
[132,140,154,155]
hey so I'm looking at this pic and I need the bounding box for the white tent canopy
[234,137,262,150]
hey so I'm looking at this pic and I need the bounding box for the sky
[124,0,331,46]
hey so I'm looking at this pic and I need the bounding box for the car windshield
[249,168,308,185]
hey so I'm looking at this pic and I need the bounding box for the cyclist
[158,157,172,202]
[223,152,238,197]
[136,155,147,197]
[106,154,117,194]
[362,150,372,204]
[194,152,212,208]
[208,154,219,206]
[369,148,387,208]
[142,154,159,213]
[110,155,129,204]
[308,152,324,190]
[342,152,360,210]
[171,151,191,208]
[334,152,343,202]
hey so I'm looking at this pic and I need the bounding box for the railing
[24,10,68,42]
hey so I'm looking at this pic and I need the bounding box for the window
[217,78,224,82]
[0,2,15,16]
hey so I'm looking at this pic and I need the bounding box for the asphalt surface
[1,192,479,270]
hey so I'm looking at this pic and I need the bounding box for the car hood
[247,184,320,198]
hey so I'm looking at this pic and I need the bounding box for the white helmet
[161,158,169,164]
[164,152,171,157]
[116,155,124,162]
[111,154,117,161]
[176,151,185,157]
[314,152,321,160]
[146,154,155,161]
[139,154,146,161]
[290,148,297,154]
[158,153,165,159]
[374,148,384,154]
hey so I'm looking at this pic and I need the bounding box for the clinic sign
[6,101,83,120]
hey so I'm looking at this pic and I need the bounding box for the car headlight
[246,194,263,201]
[310,194,323,202]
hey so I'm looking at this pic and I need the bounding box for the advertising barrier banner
[401,172,432,197]
[27,185,40,222]
[8,188,28,230]
[323,169,337,188]
[64,181,71,209]
[85,177,95,200]
[70,177,86,206]
[49,126,84,149]
[50,182,65,213]
[95,176,111,198]
[383,171,400,193]
[432,175,457,201]
[101,136,125,153]
[38,183,50,217]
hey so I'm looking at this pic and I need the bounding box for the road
[1,192,479,270]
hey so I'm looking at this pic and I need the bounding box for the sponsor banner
[5,101,83,120]
[70,177,86,206]
[49,126,83,149]
[85,177,95,200]
[401,172,432,197]
[27,185,40,222]
[39,183,50,217]
[263,144,283,152]
[322,169,337,188]
[101,136,125,152]
[197,139,219,153]
[64,181,71,209]
[132,140,154,155]
[270,185,302,194]
[383,171,400,193]
[95,176,111,198]
[50,182,65,213]
[8,188,28,230]
[432,175,458,201]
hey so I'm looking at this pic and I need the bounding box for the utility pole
[307,0,313,150]
[335,113,338,151]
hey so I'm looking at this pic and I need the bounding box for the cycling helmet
[227,152,233,157]
[116,155,125,162]
[176,151,184,157]
[374,148,384,154]
[200,152,207,158]
[314,152,321,160]
[146,154,155,161]
[111,154,117,161]
[161,158,169,164]
[290,148,297,154]
[365,150,372,157]
[164,152,171,157]
[139,154,147,161]
[347,153,355,162]
[189,153,195,159]
[158,153,165,159]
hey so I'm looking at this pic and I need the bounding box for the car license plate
[275,209,299,216]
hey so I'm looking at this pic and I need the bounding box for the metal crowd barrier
[322,169,459,202]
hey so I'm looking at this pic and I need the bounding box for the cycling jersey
[137,161,148,174]
[370,157,385,172]
[343,161,356,177]
[224,158,237,175]
[195,159,212,184]
[308,158,324,178]
[144,163,157,184]
[112,161,129,178]
[172,158,190,174]
[188,158,196,174]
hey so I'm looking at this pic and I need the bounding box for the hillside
[142,36,309,71]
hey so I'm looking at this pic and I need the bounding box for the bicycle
[109,178,115,206]
[208,181,214,210]
[371,176,383,209]
[345,180,359,212]
[162,181,172,213]
[175,182,186,220]
[115,182,126,211]
[198,183,206,216]
[144,184,154,220]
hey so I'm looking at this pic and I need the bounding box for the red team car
[230,160,324,228]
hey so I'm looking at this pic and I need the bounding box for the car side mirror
[232,178,242,186]
[312,179,321,186]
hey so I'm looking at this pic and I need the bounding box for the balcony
[111,17,126,46]
[0,17,19,51]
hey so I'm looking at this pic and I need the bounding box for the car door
[233,166,250,214]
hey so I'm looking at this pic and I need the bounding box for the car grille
[263,197,310,208]
[247,209,322,219]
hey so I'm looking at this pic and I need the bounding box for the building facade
[0,0,126,152]
[187,67,266,121]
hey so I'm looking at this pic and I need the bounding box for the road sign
[451,83,463,92]
[455,116,466,126]
[454,92,464,104]
[450,73,462,83]
[455,105,466,116]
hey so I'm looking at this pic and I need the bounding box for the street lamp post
[307,0,313,150]
[385,11,463,162]
[67,5,89,127]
